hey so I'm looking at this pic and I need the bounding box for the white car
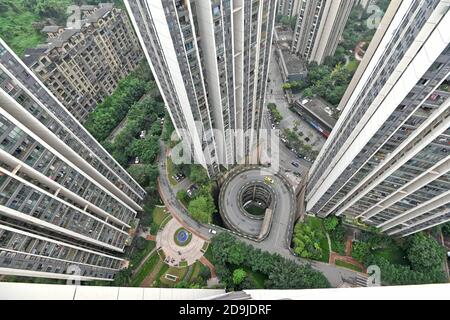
[208,229,217,235]
[134,157,140,164]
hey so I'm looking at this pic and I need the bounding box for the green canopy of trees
[210,233,330,290]
[351,230,447,285]
[267,103,283,123]
[187,195,216,224]
[189,165,210,185]
[442,222,450,236]
[232,269,247,285]
[292,222,323,260]
[406,233,446,271]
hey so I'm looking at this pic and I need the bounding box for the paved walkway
[345,238,353,256]
[329,252,366,273]
[199,256,217,278]
[156,218,205,267]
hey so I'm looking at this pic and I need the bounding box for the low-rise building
[274,27,307,83]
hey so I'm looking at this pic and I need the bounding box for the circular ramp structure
[219,167,296,241]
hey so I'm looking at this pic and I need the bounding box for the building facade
[277,0,301,17]
[23,3,143,123]
[305,0,450,237]
[0,39,146,281]
[291,0,354,64]
[125,0,277,176]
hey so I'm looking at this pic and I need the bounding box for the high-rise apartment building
[305,0,450,237]
[291,0,354,64]
[23,3,143,123]
[125,0,277,176]
[0,39,146,281]
[277,0,301,17]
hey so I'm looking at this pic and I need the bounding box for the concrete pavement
[156,218,205,267]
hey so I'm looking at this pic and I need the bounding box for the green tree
[189,165,209,185]
[176,189,189,205]
[351,241,371,263]
[127,165,159,192]
[323,216,339,233]
[131,136,160,164]
[442,222,450,236]
[187,195,216,223]
[292,222,323,260]
[232,269,247,285]
[406,232,445,271]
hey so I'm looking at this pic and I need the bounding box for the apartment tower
[125,0,277,176]
[305,0,450,237]
[277,0,301,17]
[292,0,354,64]
[0,39,146,281]
[23,3,143,123]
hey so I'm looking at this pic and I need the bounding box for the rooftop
[41,25,62,33]
[282,50,307,75]
[299,98,338,128]
[23,3,115,65]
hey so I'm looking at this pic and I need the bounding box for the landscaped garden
[209,232,330,290]
[292,216,330,262]
[351,230,448,285]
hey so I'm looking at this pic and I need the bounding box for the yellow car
[264,176,274,184]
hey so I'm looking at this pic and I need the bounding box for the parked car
[209,229,217,235]
[173,172,185,182]
[134,157,140,164]
[187,184,199,197]
[264,176,274,184]
[291,161,299,168]
[139,130,146,139]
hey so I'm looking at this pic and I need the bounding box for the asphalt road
[219,168,295,246]
[157,142,361,287]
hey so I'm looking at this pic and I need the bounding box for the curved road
[157,141,361,287]
[220,167,295,249]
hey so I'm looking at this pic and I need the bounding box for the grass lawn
[159,266,189,286]
[166,157,178,186]
[346,59,360,73]
[129,240,156,270]
[154,263,170,287]
[203,243,214,263]
[153,206,169,227]
[187,262,203,283]
[373,245,408,266]
[335,260,364,273]
[159,215,172,230]
[305,217,330,263]
[131,251,161,287]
